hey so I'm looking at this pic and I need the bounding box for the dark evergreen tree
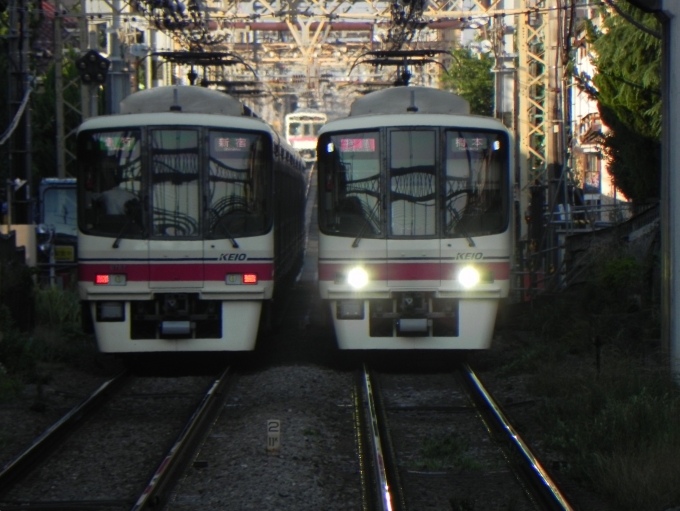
[583,0,661,202]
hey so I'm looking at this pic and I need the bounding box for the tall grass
[502,247,678,510]
[33,284,81,330]
[32,284,98,368]
[0,283,97,401]
[530,356,680,511]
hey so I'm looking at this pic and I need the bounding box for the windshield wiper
[214,221,239,248]
[352,218,371,248]
[112,217,133,249]
[112,200,143,249]
[447,205,476,248]
[352,201,380,248]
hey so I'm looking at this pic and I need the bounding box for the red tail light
[243,274,258,284]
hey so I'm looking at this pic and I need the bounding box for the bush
[0,257,35,331]
[531,356,680,511]
[34,284,81,329]
[495,238,670,510]
[582,250,645,314]
[0,283,98,390]
[0,303,44,383]
[32,284,97,369]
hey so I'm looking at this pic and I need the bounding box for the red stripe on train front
[318,261,510,281]
[79,262,274,282]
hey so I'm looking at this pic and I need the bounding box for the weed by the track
[419,432,481,471]
[489,245,680,510]
[0,284,99,401]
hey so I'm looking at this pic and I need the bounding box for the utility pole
[7,0,32,224]
[663,7,680,383]
[546,0,565,280]
[106,0,130,114]
[55,11,66,178]
[55,4,88,176]
[547,2,564,225]
[80,0,92,119]
[517,0,550,281]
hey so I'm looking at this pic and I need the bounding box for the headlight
[458,266,480,288]
[347,267,369,289]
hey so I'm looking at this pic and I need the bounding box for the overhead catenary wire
[14,1,609,23]
[0,87,32,146]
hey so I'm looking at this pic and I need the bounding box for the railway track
[0,368,234,511]
[356,362,575,511]
[0,329,576,511]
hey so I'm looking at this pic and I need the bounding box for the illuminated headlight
[347,267,369,289]
[458,266,480,288]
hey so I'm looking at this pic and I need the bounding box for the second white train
[316,86,513,350]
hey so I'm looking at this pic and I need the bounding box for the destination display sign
[340,138,376,152]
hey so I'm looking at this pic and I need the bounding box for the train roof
[319,111,508,134]
[349,86,470,117]
[319,86,510,134]
[120,86,245,116]
[78,85,280,137]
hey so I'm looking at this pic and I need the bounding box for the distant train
[77,86,307,354]
[284,109,327,165]
[317,86,513,350]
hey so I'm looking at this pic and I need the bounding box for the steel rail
[460,363,575,511]
[0,372,129,493]
[130,366,234,511]
[353,377,372,511]
[0,498,129,510]
[360,364,394,511]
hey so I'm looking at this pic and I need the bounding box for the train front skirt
[329,297,499,350]
[88,300,263,353]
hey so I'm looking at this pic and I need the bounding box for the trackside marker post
[267,419,281,455]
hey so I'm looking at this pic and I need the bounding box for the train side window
[78,129,143,236]
[207,131,271,237]
[444,130,507,237]
[318,131,382,237]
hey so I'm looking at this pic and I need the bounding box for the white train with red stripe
[284,109,327,164]
[317,86,513,350]
[77,86,306,353]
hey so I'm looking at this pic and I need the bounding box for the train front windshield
[77,128,272,240]
[288,120,325,137]
[318,128,509,239]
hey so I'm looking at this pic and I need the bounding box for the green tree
[583,1,661,202]
[440,48,494,116]
[0,4,83,189]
